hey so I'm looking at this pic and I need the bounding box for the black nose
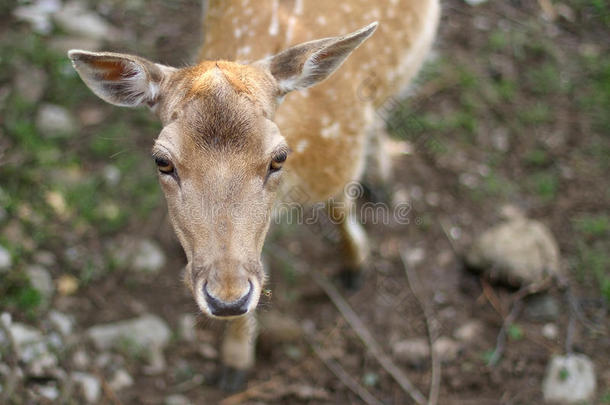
[203,280,252,317]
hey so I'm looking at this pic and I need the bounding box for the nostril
[203,280,253,317]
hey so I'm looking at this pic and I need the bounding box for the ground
[0,0,608,404]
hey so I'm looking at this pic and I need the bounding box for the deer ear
[258,22,378,95]
[68,50,174,108]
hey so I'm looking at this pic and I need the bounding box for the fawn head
[68,22,377,318]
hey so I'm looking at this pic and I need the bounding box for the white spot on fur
[295,139,308,153]
[269,0,279,36]
[321,122,340,139]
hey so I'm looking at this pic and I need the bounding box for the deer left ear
[257,22,378,95]
[68,50,174,108]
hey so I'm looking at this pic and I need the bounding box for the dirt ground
[1,0,609,404]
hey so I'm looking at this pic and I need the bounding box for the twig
[305,331,385,405]
[310,269,427,405]
[487,300,522,366]
[400,252,440,405]
[480,278,506,318]
[0,313,20,403]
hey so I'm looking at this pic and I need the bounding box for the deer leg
[219,313,257,392]
[328,196,370,290]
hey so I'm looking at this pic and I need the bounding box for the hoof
[218,366,248,392]
[338,268,364,291]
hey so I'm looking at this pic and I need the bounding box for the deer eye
[269,151,287,174]
[155,157,175,174]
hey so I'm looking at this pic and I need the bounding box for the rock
[465,216,560,286]
[53,2,120,41]
[178,314,197,342]
[132,239,166,274]
[102,165,121,187]
[10,323,43,348]
[26,265,54,301]
[72,372,101,404]
[0,245,11,272]
[13,0,62,34]
[542,323,559,340]
[36,104,77,138]
[259,311,302,343]
[454,320,484,343]
[525,294,560,322]
[542,354,596,403]
[464,0,488,5]
[165,394,192,405]
[13,64,47,103]
[108,369,134,391]
[393,336,461,366]
[433,337,461,362]
[393,338,429,367]
[72,349,91,369]
[87,314,171,352]
[48,310,73,336]
[403,247,426,268]
[36,384,60,401]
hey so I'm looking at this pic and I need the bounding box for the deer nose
[203,280,253,317]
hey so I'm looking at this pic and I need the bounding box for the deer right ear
[257,22,378,95]
[68,50,174,108]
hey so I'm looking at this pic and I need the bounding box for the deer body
[69,0,439,391]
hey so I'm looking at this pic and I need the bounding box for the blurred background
[0,0,608,404]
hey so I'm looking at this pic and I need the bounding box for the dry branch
[400,252,441,405]
[310,269,427,405]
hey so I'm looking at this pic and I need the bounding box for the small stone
[48,310,73,336]
[87,314,171,352]
[433,337,461,363]
[525,294,560,322]
[165,394,192,405]
[259,311,302,343]
[542,323,558,340]
[178,313,197,342]
[72,372,101,404]
[403,247,426,268]
[114,238,167,274]
[57,274,79,296]
[102,165,121,187]
[393,338,430,367]
[465,217,560,287]
[26,265,54,301]
[108,369,134,391]
[36,103,77,138]
[542,354,596,403]
[54,2,120,41]
[0,245,11,272]
[36,384,60,401]
[72,349,91,369]
[13,64,47,103]
[454,320,484,343]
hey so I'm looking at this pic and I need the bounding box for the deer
[68,0,440,391]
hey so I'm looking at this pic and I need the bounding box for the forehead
[165,61,275,153]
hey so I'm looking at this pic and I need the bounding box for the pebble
[108,369,134,391]
[454,320,484,344]
[36,103,77,138]
[542,354,596,403]
[0,245,11,272]
[465,216,560,286]
[542,323,559,340]
[48,310,74,336]
[26,265,55,301]
[165,394,192,405]
[393,338,430,367]
[87,314,171,351]
[53,1,120,41]
[72,349,91,369]
[72,372,101,404]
